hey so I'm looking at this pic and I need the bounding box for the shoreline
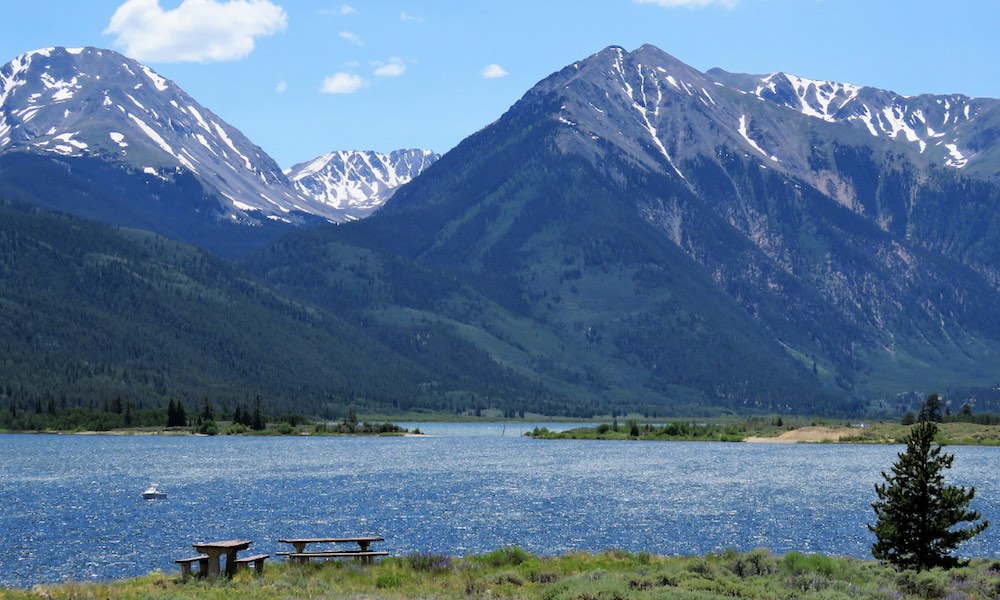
[5,548,999,599]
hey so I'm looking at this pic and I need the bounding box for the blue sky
[2,0,998,168]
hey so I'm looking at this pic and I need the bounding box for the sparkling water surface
[1,423,998,588]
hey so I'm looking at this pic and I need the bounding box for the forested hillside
[0,200,553,421]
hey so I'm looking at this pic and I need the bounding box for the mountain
[7,42,1000,417]
[250,44,1000,416]
[286,149,439,220]
[0,198,547,417]
[0,47,436,255]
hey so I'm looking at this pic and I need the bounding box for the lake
[1,423,998,588]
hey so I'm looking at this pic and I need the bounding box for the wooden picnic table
[192,539,252,578]
[278,536,387,564]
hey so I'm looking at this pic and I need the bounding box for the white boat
[142,484,167,500]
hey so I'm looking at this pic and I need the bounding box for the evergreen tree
[251,395,265,431]
[918,392,944,423]
[176,400,187,427]
[166,399,177,427]
[869,421,988,570]
[201,398,214,421]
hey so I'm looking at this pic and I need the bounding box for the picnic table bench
[174,555,208,580]
[234,553,270,575]
[176,540,268,579]
[278,536,387,564]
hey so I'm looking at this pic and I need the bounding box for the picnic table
[191,539,252,578]
[277,536,388,564]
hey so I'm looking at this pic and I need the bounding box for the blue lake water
[1,423,998,588]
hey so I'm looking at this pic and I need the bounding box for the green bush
[492,570,525,586]
[406,552,452,572]
[225,423,247,435]
[780,551,838,577]
[727,548,778,579]
[476,546,532,568]
[896,569,950,599]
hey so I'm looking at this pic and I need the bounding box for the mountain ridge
[259,43,1000,414]
[0,46,437,253]
[286,148,439,220]
[6,42,1000,416]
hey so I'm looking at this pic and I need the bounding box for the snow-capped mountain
[708,67,1000,175]
[0,47,308,224]
[542,45,1000,189]
[352,43,1000,410]
[0,46,414,229]
[286,149,438,220]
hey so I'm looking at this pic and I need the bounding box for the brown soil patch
[744,426,858,443]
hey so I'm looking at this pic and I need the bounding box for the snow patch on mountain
[738,115,778,162]
[0,46,377,224]
[286,149,439,219]
[734,69,988,170]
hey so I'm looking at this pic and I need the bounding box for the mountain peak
[0,46,356,225]
[286,148,439,219]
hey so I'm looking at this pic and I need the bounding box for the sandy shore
[744,426,859,443]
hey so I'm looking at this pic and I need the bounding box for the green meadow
[6,548,999,600]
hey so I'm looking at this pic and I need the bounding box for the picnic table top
[278,536,384,544]
[193,539,253,550]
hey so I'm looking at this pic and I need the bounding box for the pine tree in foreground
[869,420,988,570]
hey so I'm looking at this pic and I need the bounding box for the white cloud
[319,4,355,16]
[321,72,363,94]
[400,11,423,22]
[339,30,363,45]
[105,0,287,63]
[373,57,406,77]
[275,80,287,93]
[634,0,739,7]
[481,64,509,79]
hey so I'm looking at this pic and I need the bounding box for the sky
[2,0,998,169]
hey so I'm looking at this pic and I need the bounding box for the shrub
[896,569,950,599]
[476,546,532,568]
[225,423,247,435]
[780,551,838,577]
[727,548,777,579]
[492,570,524,586]
[407,552,453,572]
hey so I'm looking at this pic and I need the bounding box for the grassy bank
[6,548,1000,599]
[528,420,1000,445]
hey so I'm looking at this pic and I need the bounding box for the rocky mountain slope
[252,44,1000,414]
[6,42,1000,416]
[0,47,435,254]
[286,149,439,220]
